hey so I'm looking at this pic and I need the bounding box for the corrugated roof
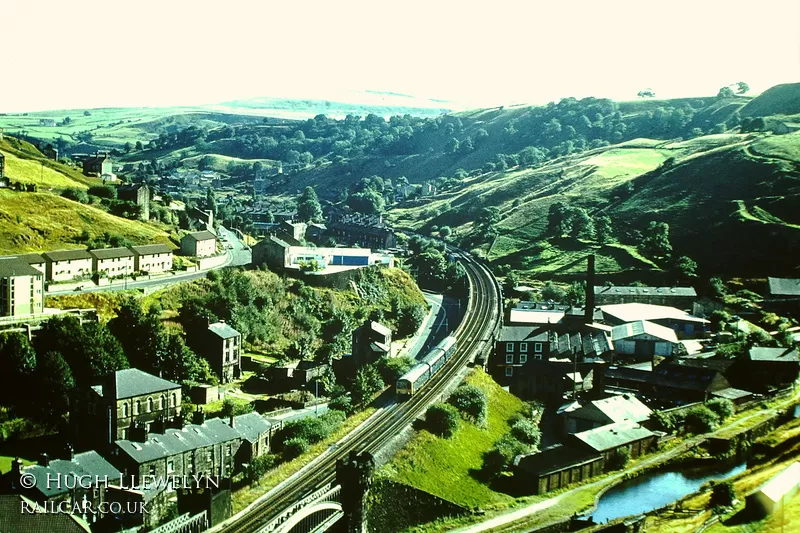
[573,422,654,452]
[749,346,799,362]
[594,286,697,297]
[0,258,42,277]
[611,320,679,343]
[130,244,172,255]
[90,247,134,260]
[601,303,709,324]
[208,322,240,339]
[183,230,217,242]
[42,249,92,262]
[768,277,800,297]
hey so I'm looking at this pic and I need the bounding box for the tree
[685,405,720,433]
[482,434,529,478]
[0,332,37,405]
[135,140,144,151]
[595,214,613,244]
[541,281,567,302]
[637,89,656,98]
[297,186,323,223]
[283,437,309,459]
[108,298,169,374]
[504,270,520,293]
[735,82,749,95]
[717,86,735,98]
[449,384,488,425]
[569,207,594,239]
[425,403,460,438]
[445,137,460,154]
[352,364,384,406]
[607,447,630,470]
[376,356,414,384]
[674,255,698,279]
[641,221,672,259]
[706,398,735,421]
[439,225,452,239]
[206,186,217,216]
[510,419,541,447]
[710,481,736,508]
[35,351,75,418]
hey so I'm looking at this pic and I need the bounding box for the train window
[520,354,528,363]
[520,343,528,352]
[534,342,543,353]
[505,354,513,364]
[506,343,514,352]
[505,366,513,377]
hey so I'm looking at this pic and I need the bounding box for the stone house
[42,249,93,283]
[229,412,271,465]
[117,183,150,220]
[514,444,604,495]
[42,144,59,161]
[72,369,182,449]
[594,285,697,310]
[746,346,800,392]
[0,257,44,316]
[181,231,217,258]
[130,244,173,273]
[198,322,242,384]
[90,247,135,278]
[0,494,92,532]
[603,360,731,404]
[82,153,112,177]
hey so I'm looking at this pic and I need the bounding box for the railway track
[213,254,501,533]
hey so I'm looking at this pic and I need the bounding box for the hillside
[0,136,96,189]
[0,189,175,254]
[740,82,800,117]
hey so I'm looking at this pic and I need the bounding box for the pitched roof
[749,346,799,362]
[572,421,654,452]
[0,258,42,277]
[711,387,754,401]
[594,286,697,298]
[0,495,92,532]
[513,444,601,476]
[22,451,121,498]
[601,303,709,324]
[90,247,134,260]
[611,320,679,343]
[231,412,271,443]
[768,277,800,297]
[116,418,241,464]
[183,230,217,242]
[509,308,566,325]
[208,322,240,339]
[42,249,93,262]
[100,368,180,400]
[16,252,45,265]
[498,326,549,343]
[130,244,172,255]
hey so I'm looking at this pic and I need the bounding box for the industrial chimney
[585,254,595,324]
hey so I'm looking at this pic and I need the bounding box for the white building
[131,244,173,273]
[42,249,93,283]
[611,320,679,357]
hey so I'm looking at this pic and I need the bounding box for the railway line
[213,253,501,533]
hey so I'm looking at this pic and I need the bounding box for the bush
[710,481,736,508]
[685,405,720,434]
[651,410,676,432]
[449,384,488,425]
[247,453,277,484]
[482,434,529,478]
[607,447,630,470]
[706,398,735,421]
[283,437,309,460]
[88,185,117,199]
[425,403,460,438]
[510,419,541,447]
[61,188,89,204]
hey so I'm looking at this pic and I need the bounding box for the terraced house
[43,249,93,282]
[73,369,182,449]
[130,244,173,273]
[90,247,135,278]
[0,257,44,317]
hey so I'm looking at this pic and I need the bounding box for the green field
[385,368,525,509]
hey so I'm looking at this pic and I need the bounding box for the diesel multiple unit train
[396,335,458,397]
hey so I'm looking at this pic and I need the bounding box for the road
[47,226,252,296]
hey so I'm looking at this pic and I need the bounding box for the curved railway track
[213,253,501,533]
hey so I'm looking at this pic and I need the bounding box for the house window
[520,343,528,353]
[147,398,153,412]
[534,343,543,353]
[149,464,156,476]
[505,366,513,377]
[122,403,128,417]
[135,400,141,415]
[534,353,542,360]
[167,459,174,473]
[520,354,528,364]
[505,343,514,352]
[505,354,514,364]
[171,393,176,407]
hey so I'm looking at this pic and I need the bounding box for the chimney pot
[230,414,236,429]
[39,453,49,467]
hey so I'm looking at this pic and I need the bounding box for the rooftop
[573,421,654,452]
[42,249,92,262]
[588,394,652,424]
[594,285,697,297]
[130,244,172,255]
[498,325,549,343]
[0,494,92,532]
[96,368,180,400]
[16,252,45,264]
[22,451,121,498]
[768,277,800,297]
[208,322,240,339]
[601,303,709,324]
[758,462,800,503]
[611,320,680,343]
[90,247,134,260]
[231,412,271,443]
[183,230,217,242]
[509,308,566,325]
[749,346,799,363]
[0,257,42,277]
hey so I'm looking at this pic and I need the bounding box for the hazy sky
[3,0,798,112]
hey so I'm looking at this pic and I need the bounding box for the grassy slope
[0,136,97,188]
[0,189,174,254]
[385,368,525,509]
[740,82,800,117]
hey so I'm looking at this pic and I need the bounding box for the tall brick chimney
[585,254,595,324]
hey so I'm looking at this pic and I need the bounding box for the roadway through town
[210,252,502,533]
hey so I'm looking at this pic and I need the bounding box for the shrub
[706,398,735,421]
[607,447,630,470]
[425,403,460,438]
[61,188,89,204]
[88,185,117,199]
[449,384,488,425]
[510,419,541,447]
[710,481,736,508]
[482,434,529,478]
[685,405,720,434]
[283,437,308,460]
[247,453,277,484]
[651,410,676,432]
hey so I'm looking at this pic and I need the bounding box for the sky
[2,0,799,112]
